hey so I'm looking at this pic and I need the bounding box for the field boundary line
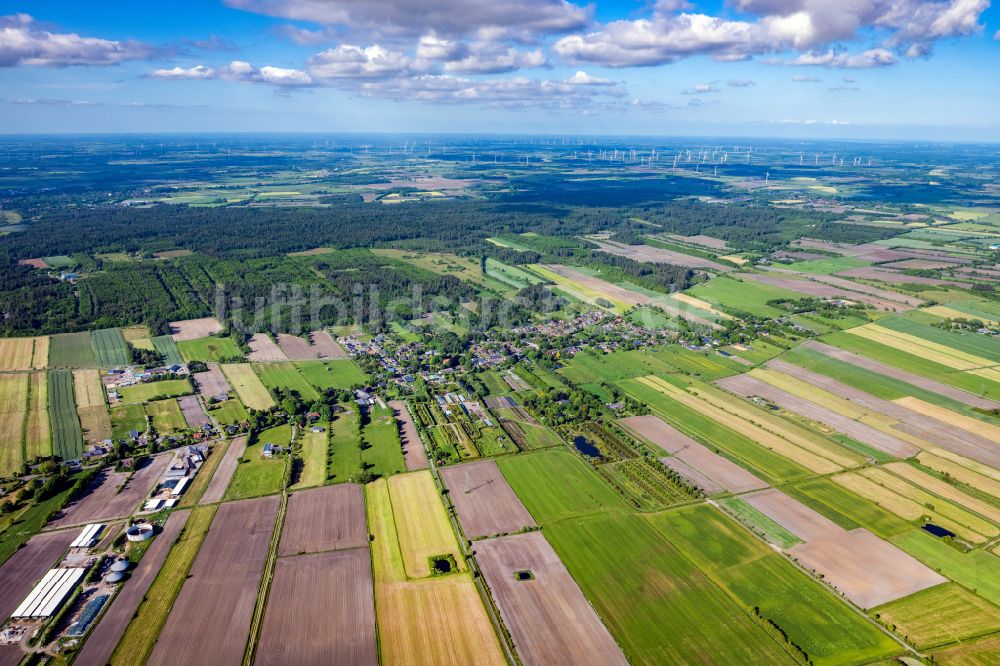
[424,419,520,666]
[242,487,288,666]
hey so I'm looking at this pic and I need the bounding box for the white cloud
[727,78,756,87]
[791,74,822,82]
[357,73,624,108]
[564,70,615,86]
[683,82,719,94]
[224,0,589,38]
[307,45,411,80]
[443,44,546,74]
[415,35,468,61]
[151,65,216,79]
[994,29,1000,40]
[786,48,896,68]
[0,13,152,67]
[552,1,989,68]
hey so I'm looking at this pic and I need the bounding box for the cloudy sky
[1,0,998,139]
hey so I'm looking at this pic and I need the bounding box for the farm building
[11,568,86,619]
[69,524,105,549]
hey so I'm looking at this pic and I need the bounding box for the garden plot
[389,400,427,471]
[177,395,208,428]
[199,436,247,504]
[193,362,232,399]
[246,334,288,361]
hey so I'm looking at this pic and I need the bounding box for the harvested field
[440,461,536,538]
[885,462,1000,524]
[895,396,1000,444]
[737,272,910,311]
[168,317,223,342]
[279,484,367,556]
[275,331,347,360]
[177,395,207,428]
[388,471,462,578]
[0,337,35,371]
[389,400,426,471]
[476,532,626,666]
[875,582,1000,649]
[882,259,958,270]
[589,238,730,271]
[256,549,377,666]
[0,373,27,475]
[50,454,170,527]
[0,529,76,619]
[148,496,278,666]
[717,373,919,458]
[366,479,506,666]
[23,372,50,462]
[534,264,643,311]
[194,362,231,399]
[76,510,190,666]
[744,489,946,608]
[800,340,1000,409]
[72,369,104,408]
[766,359,1000,468]
[246,333,288,361]
[837,266,970,287]
[620,414,767,494]
[930,633,1000,665]
[635,375,851,474]
[917,451,1000,497]
[199,436,247,504]
[221,363,275,410]
[31,336,48,369]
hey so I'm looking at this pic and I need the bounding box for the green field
[118,378,193,404]
[110,403,146,439]
[891,529,1000,607]
[91,328,131,367]
[254,362,319,400]
[823,331,1000,400]
[686,276,800,318]
[874,582,1000,649]
[718,498,802,549]
[48,332,96,368]
[151,335,183,366]
[651,505,901,664]
[498,449,628,523]
[327,406,362,482]
[558,349,678,384]
[225,426,289,500]
[361,404,405,479]
[646,346,746,380]
[145,399,187,433]
[176,335,242,363]
[617,377,809,485]
[291,422,327,489]
[206,398,248,425]
[782,346,987,418]
[877,315,1000,363]
[785,478,912,540]
[47,369,82,459]
[781,256,871,274]
[545,513,794,665]
[111,505,217,665]
[294,359,367,390]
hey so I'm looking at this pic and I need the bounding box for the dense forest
[0,193,902,335]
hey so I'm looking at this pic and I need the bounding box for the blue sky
[0,0,998,139]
